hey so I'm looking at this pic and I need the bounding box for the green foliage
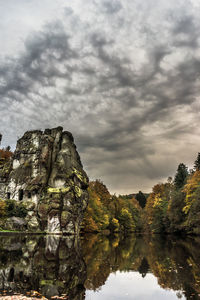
[181,170,200,233]
[145,183,172,233]
[119,208,135,232]
[144,155,200,235]
[83,152,200,235]
[0,199,6,217]
[82,180,141,233]
[135,191,147,208]
[0,199,28,218]
[82,181,111,232]
[194,152,200,171]
[167,189,185,232]
[174,163,188,189]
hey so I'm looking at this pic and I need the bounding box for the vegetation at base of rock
[0,199,28,218]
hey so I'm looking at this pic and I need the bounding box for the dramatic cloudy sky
[0,0,200,194]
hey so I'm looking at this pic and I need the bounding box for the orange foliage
[0,148,13,161]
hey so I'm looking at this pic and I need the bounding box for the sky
[0,0,200,194]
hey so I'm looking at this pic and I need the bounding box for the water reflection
[82,234,200,299]
[0,233,200,299]
[0,234,86,299]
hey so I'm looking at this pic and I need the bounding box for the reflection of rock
[0,127,89,234]
[1,234,200,299]
[45,235,60,255]
[0,234,86,299]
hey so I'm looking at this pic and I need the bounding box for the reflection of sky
[85,271,185,300]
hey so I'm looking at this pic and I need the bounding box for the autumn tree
[0,147,13,163]
[167,189,186,233]
[180,170,200,234]
[118,208,135,232]
[145,182,172,233]
[82,181,111,232]
[82,181,141,233]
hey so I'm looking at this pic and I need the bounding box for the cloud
[0,0,200,193]
[98,0,122,14]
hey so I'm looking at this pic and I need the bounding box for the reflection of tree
[146,235,200,300]
[1,234,200,299]
[82,234,143,290]
[82,234,200,300]
[138,257,149,277]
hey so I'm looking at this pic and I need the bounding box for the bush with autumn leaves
[0,147,13,163]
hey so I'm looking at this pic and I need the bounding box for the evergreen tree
[135,191,146,208]
[174,163,188,189]
[194,152,200,171]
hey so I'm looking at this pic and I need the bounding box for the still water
[0,233,199,299]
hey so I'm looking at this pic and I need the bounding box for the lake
[0,233,199,299]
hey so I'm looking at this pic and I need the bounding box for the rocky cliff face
[0,127,89,234]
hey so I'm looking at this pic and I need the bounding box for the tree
[167,189,186,232]
[135,191,146,208]
[0,147,13,161]
[145,183,171,233]
[119,208,135,232]
[174,163,188,189]
[194,152,200,171]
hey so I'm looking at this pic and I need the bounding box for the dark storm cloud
[0,22,75,101]
[0,0,200,193]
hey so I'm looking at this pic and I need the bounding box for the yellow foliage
[0,199,6,216]
[153,195,162,208]
[183,171,200,214]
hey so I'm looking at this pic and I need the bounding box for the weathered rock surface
[0,127,89,234]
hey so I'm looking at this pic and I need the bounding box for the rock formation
[0,127,89,234]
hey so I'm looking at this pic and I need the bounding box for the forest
[82,152,200,235]
[1,147,200,235]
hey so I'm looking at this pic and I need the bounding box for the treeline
[82,152,200,235]
[145,153,200,234]
[1,143,200,235]
[82,180,142,233]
